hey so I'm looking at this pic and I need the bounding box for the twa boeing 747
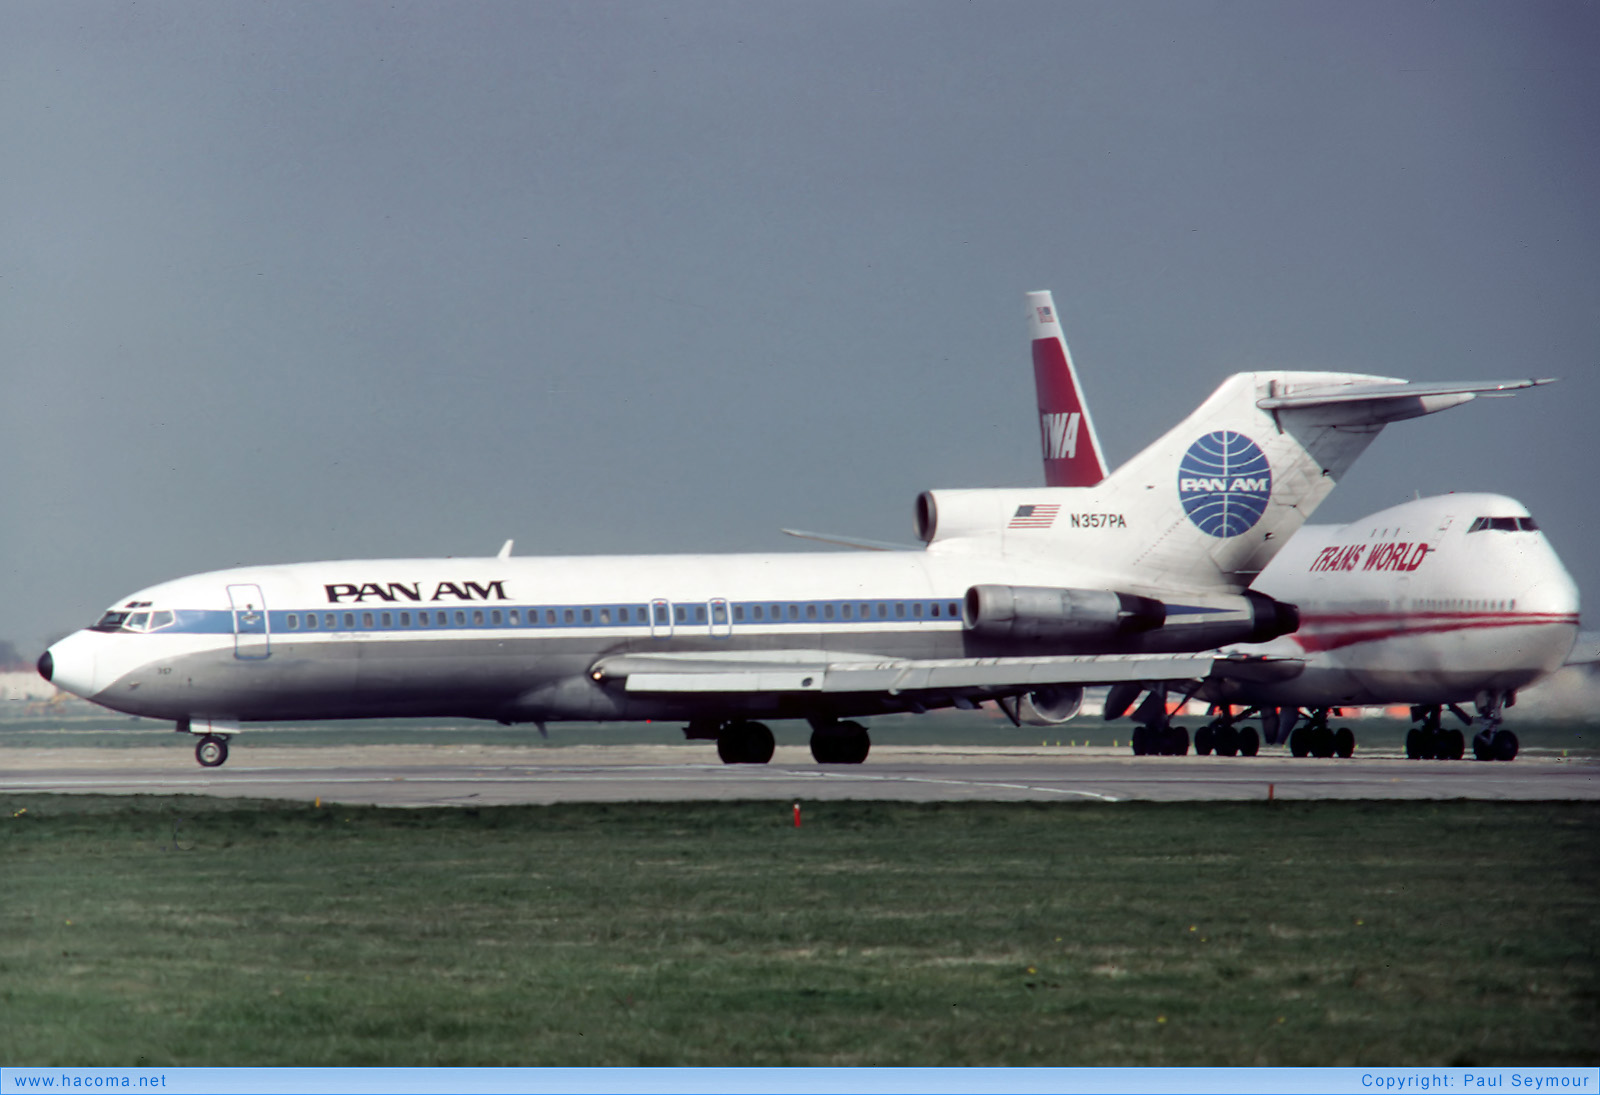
[1023,290,1577,761]
[39,301,1546,768]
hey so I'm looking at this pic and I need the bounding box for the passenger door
[649,599,674,640]
[227,584,271,660]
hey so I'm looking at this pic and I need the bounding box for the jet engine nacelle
[964,584,1298,652]
[964,584,1166,642]
[1018,684,1084,725]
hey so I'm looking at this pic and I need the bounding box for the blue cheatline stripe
[133,597,969,637]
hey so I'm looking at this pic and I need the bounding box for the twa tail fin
[1027,291,1109,487]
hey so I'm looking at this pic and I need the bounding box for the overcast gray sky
[4,1,1597,653]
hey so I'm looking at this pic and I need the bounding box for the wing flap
[594,650,1218,695]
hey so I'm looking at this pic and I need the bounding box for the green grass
[2,796,1596,1066]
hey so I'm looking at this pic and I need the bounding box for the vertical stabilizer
[1027,291,1109,487]
[922,367,1548,593]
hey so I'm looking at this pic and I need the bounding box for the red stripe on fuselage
[1289,611,1580,654]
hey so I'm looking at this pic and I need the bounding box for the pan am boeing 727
[39,299,1546,767]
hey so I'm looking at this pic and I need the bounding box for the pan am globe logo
[1178,431,1272,538]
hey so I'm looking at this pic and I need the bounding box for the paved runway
[2,743,1595,806]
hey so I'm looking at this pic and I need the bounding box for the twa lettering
[1363,542,1430,572]
[1040,412,1082,461]
[325,581,510,604]
[1309,545,1365,572]
[1308,543,1431,574]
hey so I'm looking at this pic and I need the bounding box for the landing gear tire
[1290,727,1309,758]
[1131,726,1152,756]
[1444,728,1465,761]
[1493,729,1519,762]
[717,721,775,765]
[1238,725,1260,757]
[1214,723,1239,758]
[1333,727,1355,759]
[1309,725,1335,759]
[195,735,229,768]
[1162,725,1190,756]
[1194,724,1215,756]
[810,721,870,765]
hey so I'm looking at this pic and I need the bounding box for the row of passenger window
[1414,598,1517,612]
[279,599,965,632]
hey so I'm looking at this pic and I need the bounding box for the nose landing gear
[177,718,237,768]
[1469,691,1519,761]
[195,735,230,768]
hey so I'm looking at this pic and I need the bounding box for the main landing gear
[685,718,775,763]
[1125,686,1191,756]
[1287,709,1356,759]
[809,720,871,765]
[685,718,872,765]
[711,720,776,765]
[1404,705,1466,760]
[1193,705,1260,757]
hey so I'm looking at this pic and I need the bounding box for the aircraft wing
[1564,631,1600,667]
[780,528,922,552]
[592,649,1223,695]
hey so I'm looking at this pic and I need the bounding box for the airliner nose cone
[37,649,53,682]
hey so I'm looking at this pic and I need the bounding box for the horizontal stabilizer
[1258,377,1553,419]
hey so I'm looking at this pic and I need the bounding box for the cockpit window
[1468,516,1538,533]
[90,608,176,633]
[92,611,128,632]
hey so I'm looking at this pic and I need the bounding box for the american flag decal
[1009,503,1060,529]
[1036,306,1055,324]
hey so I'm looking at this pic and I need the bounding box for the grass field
[2,795,1595,1066]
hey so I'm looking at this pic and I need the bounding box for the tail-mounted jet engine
[964,585,1165,641]
[963,584,1298,653]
